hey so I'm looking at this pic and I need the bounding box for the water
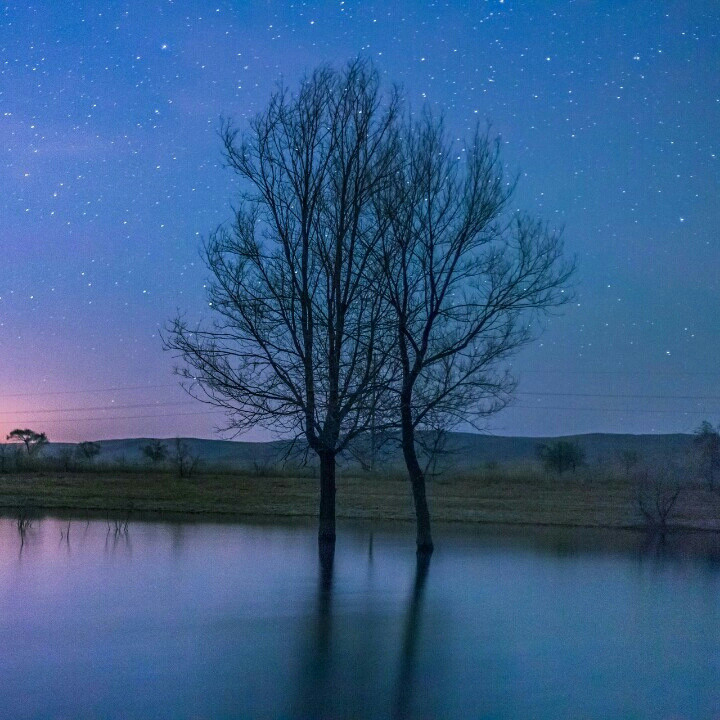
[1,517,719,719]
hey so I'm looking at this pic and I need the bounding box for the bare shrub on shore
[634,466,683,531]
[173,438,200,478]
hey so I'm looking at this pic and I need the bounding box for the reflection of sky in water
[0,519,719,719]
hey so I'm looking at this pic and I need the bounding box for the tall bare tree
[376,115,574,552]
[166,60,399,545]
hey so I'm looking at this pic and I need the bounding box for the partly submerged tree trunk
[318,450,337,545]
[400,396,433,553]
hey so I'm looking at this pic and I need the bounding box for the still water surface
[1,517,719,719]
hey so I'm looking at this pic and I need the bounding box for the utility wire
[514,405,717,415]
[0,383,178,399]
[5,409,226,423]
[0,400,199,415]
[4,390,720,414]
[517,391,720,401]
[9,405,717,425]
[0,369,718,399]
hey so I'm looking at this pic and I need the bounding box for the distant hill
[31,432,695,473]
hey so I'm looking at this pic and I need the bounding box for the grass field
[1,466,718,531]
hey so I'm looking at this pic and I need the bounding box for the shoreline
[1,469,719,533]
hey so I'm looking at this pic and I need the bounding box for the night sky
[2,1,719,442]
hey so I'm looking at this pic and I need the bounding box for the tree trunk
[318,450,337,545]
[400,412,433,553]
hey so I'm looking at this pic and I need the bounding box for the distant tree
[6,428,48,456]
[0,444,9,473]
[537,440,585,475]
[619,448,640,477]
[77,441,101,463]
[693,420,720,489]
[142,440,167,465]
[172,438,200,478]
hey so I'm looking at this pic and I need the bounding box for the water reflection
[292,541,335,717]
[392,552,431,720]
[1,519,719,719]
[292,541,433,719]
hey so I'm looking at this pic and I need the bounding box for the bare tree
[635,467,682,531]
[165,60,399,545]
[172,437,200,478]
[6,428,48,456]
[375,115,574,552]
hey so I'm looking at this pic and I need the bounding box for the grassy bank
[1,467,719,531]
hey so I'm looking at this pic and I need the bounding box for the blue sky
[2,1,719,441]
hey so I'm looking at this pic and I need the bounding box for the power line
[520,369,720,377]
[514,405,717,415]
[8,404,716,426]
[4,391,717,415]
[3,409,226,424]
[0,383,178,399]
[1,400,200,416]
[0,368,718,400]
[518,391,720,401]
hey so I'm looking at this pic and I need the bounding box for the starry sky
[2,1,719,442]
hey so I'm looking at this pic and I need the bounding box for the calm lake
[1,517,719,719]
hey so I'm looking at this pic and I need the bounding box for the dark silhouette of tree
[635,467,682,531]
[537,440,585,475]
[77,441,101,463]
[142,439,167,464]
[172,437,200,477]
[6,428,48,456]
[375,115,574,551]
[165,60,399,546]
[693,420,720,489]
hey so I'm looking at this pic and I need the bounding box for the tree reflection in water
[291,540,432,719]
[392,551,431,719]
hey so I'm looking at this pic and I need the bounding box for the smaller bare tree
[635,467,682,532]
[172,438,200,478]
[375,114,574,552]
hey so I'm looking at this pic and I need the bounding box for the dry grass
[1,465,719,530]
